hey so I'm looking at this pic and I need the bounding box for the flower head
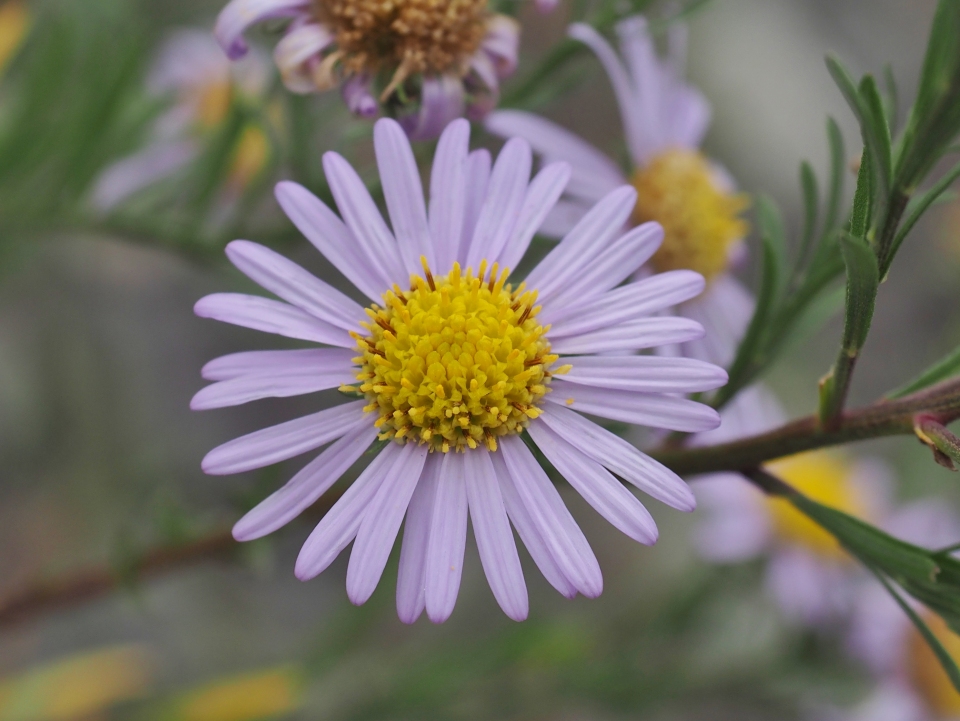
[193,117,726,623]
[92,30,273,211]
[215,0,520,138]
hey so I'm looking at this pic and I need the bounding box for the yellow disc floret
[314,0,489,86]
[346,259,564,453]
[631,148,750,280]
[765,451,867,559]
[909,612,960,716]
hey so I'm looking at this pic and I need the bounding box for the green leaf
[872,570,960,694]
[798,161,819,265]
[825,56,891,209]
[824,117,846,233]
[755,194,788,281]
[883,64,900,134]
[838,233,879,354]
[888,157,960,263]
[896,0,960,189]
[888,343,960,399]
[850,151,873,239]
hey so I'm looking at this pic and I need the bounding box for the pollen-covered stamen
[314,0,489,84]
[631,148,750,280]
[356,259,559,452]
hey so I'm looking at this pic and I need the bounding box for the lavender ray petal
[295,442,399,580]
[226,241,364,331]
[549,317,704,355]
[527,421,658,545]
[428,118,470,273]
[202,348,356,381]
[458,149,492,263]
[201,400,367,475]
[232,420,377,541]
[524,186,636,301]
[374,118,434,275]
[539,403,694,511]
[274,181,387,301]
[464,449,528,621]
[425,452,469,623]
[396,454,442,623]
[347,444,429,605]
[541,270,705,332]
[191,368,357,410]
[464,137,531,270]
[499,435,602,598]
[562,356,728,395]
[545,222,663,309]
[546,380,721,433]
[491,449,577,598]
[273,22,333,94]
[194,293,354,347]
[322,152,406,285]
[215,0,310,60]
[497,162,571,273]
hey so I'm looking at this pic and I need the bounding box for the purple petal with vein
[459,149,491,262]
[396,454,442,623]
[274,181,387,301]
[215,0,310,60]
[546,380,720,433]
[465,137,531,270]
[323,152,406,285]
[497,162,571,273]
[429,119,470,273]
[562,356,727,394]
[191,367,357,410]
[492,449,577,598]
[201,400,367,475]
[500,435,602,597]
[541,270,705,332]
[226,241,364,331]
[233,420,377,540]
[465,449,528,621]
[425,452,469,623]
[202,348,356,381]
[374,118,434,275]
[347,444,429,605]
[539,403,694,511]
[194,293,354,347]
[549,317,704,355]
[295,442,398,580]
[527,421,657,545]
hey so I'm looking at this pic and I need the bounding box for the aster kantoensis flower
[193,117,726,623]
[214,0,522,139]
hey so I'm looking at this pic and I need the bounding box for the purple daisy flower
[193,117,726,623]
[214,0,523,139]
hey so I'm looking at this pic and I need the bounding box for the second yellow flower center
[765,451,867,559]
[350,260,563,453]
[631,149,749,281]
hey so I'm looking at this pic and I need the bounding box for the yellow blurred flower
[163,667,302,721]
[0,0,29,77]
[909,613,960,716]
[0,645,153,721]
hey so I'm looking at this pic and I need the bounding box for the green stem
[652,378,960,476]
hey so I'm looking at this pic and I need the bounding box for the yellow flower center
[348,260,563,453]
[227,126,270,189]
[193,79,234,129]
[765,451,867,559]
[909,613,960,716]
[630,149,750,281]
[314,0,489,81]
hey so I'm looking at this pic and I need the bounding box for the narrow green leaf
[896,0,960,188]
[858,75,893,203]
[838,233,880,353]
[798,161,819,266]
[888,343,960,399]
[883,64,900,135]
[888,158,960,263]
[873,569,960,694]
[823,117,846,233]
[755,194,788,281]
[850,151,872,239]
